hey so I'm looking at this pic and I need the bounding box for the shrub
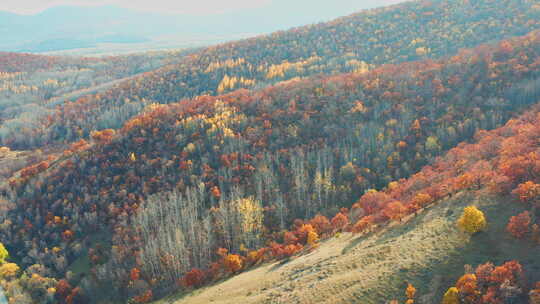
[223,254,243,273]
[442,287,459,304]
[181,268,205,288]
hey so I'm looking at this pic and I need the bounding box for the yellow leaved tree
[0,263,19,278]
[406,283,416,300]
[0,242,20,279]
[306,230,319,247]
[236,196,264,249]
[457,206,487,234]
[442,287,459,304]
[0,242,8,264]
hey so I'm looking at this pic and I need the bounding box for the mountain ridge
[0,1,406,53]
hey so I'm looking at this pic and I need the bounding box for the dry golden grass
[155,191,540,304]
[155,193,464,304]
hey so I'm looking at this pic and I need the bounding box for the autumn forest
[0,0,540,303]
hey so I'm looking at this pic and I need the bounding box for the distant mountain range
[0,0,404,53]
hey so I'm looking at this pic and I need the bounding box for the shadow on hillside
[268,257,292,272]
[342,193,471,256]
[342,205,434,255]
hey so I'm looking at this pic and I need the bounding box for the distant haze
[0,0,407,54]
[1,0,405,16]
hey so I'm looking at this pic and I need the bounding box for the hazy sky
[1,0,406,15]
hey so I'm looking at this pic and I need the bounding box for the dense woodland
[2,0,540,150]
[1,0,540,303]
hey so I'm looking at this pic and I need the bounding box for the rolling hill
[5,0,539,150]
[3,29,540,303]
[1,0,540,303]
[158,192,538,304]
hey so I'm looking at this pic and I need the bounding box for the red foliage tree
[353,190,392,215]
[382,201,407,221]
[512,181,540,204]
[91,129,116,145]
[181,268,205,288]
[309,215,332,235]
[331,212,349,231]
[506,211,531,239]
[447,261,526,304]
[269,242,302,259]
[482,286,502,304]
[283,231,299,245]
[475,262,494,286]
[133,290,153,303]
[282,244,303,257]
[490,262,518,284]
[130,267,141,281]
[352,215,374,233]
[55,279,72,301]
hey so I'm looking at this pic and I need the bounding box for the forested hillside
[3,29,540,303]
[0,51,187,149]
[156,98,540,302]
[2,1,540,303]
[5,0,540,149]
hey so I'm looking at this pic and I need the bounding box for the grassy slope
[154,191,539,304]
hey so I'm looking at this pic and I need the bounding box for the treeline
[3,30,540,302]
[0,51,184,75]
[6,0,540,150]
[0,53,71,73]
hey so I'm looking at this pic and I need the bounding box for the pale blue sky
[1,0,407,15]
